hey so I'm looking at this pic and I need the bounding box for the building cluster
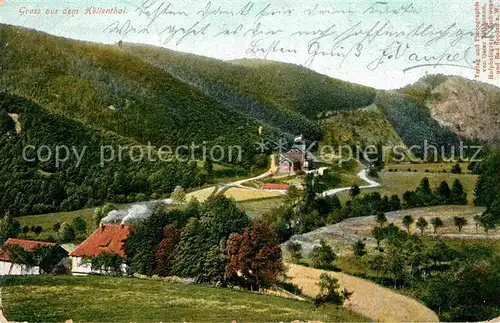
[0,224,133,276]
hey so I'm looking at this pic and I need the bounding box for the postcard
[0,1,499,322]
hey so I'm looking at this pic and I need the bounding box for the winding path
[322,169,381,197]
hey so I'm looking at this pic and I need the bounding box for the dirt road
[286,264,439,322]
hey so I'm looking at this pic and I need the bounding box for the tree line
[124,196,284,291]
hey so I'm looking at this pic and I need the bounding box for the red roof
[0,238,56,262]
[69,224,134,258]
[263,183,289,191]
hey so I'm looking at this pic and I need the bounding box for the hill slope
[2,275,367,322]
[0,92,204,216]
[400,75,500,146]
[122,44,377,138]
[320,104,403,148]
[0,24,277,164]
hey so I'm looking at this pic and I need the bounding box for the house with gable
[69,223,134,275]
[0,238,68,276]
[278,135,317,174]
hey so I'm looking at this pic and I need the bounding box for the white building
[0,238,66,276]
[69,224,134,275]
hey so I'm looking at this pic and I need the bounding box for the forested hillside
[1,24,499,218]
[0,24,276,165]
[123,44,376,130]
[319,105,403,148]
[0,92,204,216]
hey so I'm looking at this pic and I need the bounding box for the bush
[285,241,302,263]
[311,240,336,268]
[314,273,352,306]
[353,239,367,257]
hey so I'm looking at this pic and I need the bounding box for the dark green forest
[0,92,205,216]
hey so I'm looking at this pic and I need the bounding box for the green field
[17,207,97,240]
[376,171,478,204]
[2,276,366,322]
[236,197,284,218]
[385,162,470,173]
[17,196,286,240]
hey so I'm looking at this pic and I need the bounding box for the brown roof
[263,183,289,191]
[69,224,134,258]
[0,238,56,262]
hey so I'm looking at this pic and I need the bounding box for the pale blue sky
[1,0,498,89]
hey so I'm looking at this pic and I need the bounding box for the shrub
[311,240,336,268]
[314,273,351,306]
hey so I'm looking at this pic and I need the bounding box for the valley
[0,23,499,323]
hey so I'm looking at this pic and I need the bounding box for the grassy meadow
[2,276,367,322]
[376,171,478,204]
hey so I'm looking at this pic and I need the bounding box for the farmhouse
[0,238,67,276]
[278,135,316,174]
[69,224,134,275]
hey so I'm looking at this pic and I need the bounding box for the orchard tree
[453,217,468,232]
[402,215,414,233]
[389,195,402,211]
[430,217,444,234]
[286,241,302,263]
[416,217,429,235]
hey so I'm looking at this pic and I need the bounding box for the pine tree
[437,181,452,202]
[450,179,467,205]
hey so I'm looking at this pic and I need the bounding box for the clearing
[223,187,284,201]
[375,171,478,204]
[289,205,493,256]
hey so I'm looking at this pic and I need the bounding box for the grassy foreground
[2,276,367,322]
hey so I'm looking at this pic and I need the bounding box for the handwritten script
[102,0,479,73]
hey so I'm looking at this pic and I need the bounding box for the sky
[0,0,498,89]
